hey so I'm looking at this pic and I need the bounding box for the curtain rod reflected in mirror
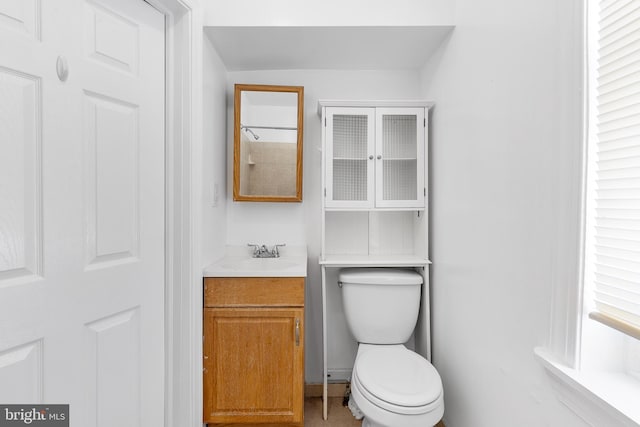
[233,84,304,202]
[240,124,299,141]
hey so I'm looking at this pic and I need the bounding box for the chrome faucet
[247,243,286,258]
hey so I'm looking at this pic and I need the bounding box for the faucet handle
[247,243,260,256]
[273,243,286,257]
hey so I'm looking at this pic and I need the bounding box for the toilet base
[351,380,444,427]
[361,415,441,427]
[362,417,390,427]
[361,418,375,427]
[351,357,444,427]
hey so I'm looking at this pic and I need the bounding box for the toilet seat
[352,346,442,416]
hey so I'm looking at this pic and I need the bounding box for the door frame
[141,0,203,426]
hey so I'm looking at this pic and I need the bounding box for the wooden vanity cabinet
[203,277,305,426]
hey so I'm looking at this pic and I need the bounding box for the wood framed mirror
[233,84,304,202]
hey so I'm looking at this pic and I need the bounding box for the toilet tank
[339,268,423,345]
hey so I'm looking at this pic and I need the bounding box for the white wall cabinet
[319,100,432,264]
[324,106,426,209]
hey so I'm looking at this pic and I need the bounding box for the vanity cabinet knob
[369,155,374,160]
[377,154,382,160]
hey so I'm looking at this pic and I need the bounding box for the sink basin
[203,247,307,277]
[219,258,298,271]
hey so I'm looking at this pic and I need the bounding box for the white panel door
[0,0,165,426]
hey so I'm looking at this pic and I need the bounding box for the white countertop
[203,245,308,278]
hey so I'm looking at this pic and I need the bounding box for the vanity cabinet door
[203,307,304,425]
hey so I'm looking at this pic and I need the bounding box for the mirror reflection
[233,84,304,202]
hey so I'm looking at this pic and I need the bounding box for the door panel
[0,68,42,282]
[0,0,41,40]
[83,92,140,268]
[0,340,43,403]
[85,1,139,75]
[85,308,141,426]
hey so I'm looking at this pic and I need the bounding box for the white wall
[224,69,423,382]
[202,36,228,263]
[420,0,588,426]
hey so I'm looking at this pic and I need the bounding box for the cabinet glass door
[325,108,375,208]
[375,108,425,208]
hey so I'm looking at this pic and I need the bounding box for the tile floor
[304,397,362,427]
[304,397,446,427]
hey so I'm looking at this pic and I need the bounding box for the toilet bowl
[339,268,444,427]
[350,344,444,427]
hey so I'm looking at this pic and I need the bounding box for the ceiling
[204,26,454,71]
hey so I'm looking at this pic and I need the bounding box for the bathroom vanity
[203,247,307,426]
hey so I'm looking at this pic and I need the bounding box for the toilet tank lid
[338,268,423,285]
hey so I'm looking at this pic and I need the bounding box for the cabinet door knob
[368,155,374,160]
[295,318,300,347]
[377,154,382,160]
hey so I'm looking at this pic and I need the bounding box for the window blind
[592,0,640,333]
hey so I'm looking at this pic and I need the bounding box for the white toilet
[339,268,444,427]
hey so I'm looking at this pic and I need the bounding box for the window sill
[534,347,640,427]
